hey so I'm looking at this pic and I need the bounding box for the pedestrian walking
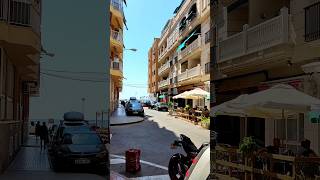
[35,121,41,142]
[39,122,49,150]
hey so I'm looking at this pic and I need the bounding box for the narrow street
[110,108,210,178]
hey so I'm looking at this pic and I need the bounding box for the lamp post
[81,97,86,118]
[124,48,137,52]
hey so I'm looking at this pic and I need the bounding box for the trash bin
[125,149,141,173]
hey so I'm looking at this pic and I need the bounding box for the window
[205,30,211,44]
[205,62,210,74]
[305,2,320,42]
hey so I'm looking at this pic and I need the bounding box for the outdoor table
[195,110,202,116]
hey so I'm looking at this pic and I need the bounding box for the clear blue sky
[120,0,181,100]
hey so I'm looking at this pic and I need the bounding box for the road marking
[110,158,126,164]
[129,174,170,180]
[110,154,168,170]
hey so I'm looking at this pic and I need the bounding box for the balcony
[158,61,170,75]
[111,0,123,14]
[110,61,123,77]
[178,64,201,82]
[0,0,41,35]
[0,0,41,65]
[158,48,168,62]
[158,79,169,88]
[179,36,201,60]
[111,30,123,43]
[218,7,289,63]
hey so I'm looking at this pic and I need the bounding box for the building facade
[148,38,160,101]
[212,0,320,153]
[110,0,125,112]
[0,0,41,172]
[149,0,211,107]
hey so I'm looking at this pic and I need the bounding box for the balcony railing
[178,64,201,82]
[179,36,201,59]
[111,0,123,13]
[111,61,123,72]
[305,2,320,42]
[218,7,289,63]
[0,0,41,35]
[111,29,123,44]
[158,79,169,88]
[158,61,170,75]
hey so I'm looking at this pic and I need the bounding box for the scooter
[168,134,209,180]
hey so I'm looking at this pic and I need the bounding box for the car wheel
[97,165,109,175]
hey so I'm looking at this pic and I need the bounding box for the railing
[218,7,289,63]
[158,79,169,88]
[180,36,201,59]
[111,61,123,72]
[111,0,123,13]
[215,145,320,179]
[0,0,41,35]
[179,12,198,35]
[158,48,168,62]
[158,61,170,75]
[111,29,123,43]
[178,64,201,82]
[305,2,320,42]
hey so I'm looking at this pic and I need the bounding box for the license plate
[75,159,90,164]
[133,112,138,114]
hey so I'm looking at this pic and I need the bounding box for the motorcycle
[168,134,209,180]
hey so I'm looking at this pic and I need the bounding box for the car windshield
[62,133,102,145]
[131,102,142,108]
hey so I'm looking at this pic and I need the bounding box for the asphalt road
[110,108,210,178]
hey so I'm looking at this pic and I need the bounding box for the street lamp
[81,97,86,118]
[41,46,55,57]
[124,48,137,52]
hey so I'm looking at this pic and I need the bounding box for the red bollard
[125,149,141,173]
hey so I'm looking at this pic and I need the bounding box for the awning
[159,95,165,98]
[176,30,197,51]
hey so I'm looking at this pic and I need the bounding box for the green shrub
[184,105,191,111]
[239,136,258,156]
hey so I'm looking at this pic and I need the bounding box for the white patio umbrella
[229,84,320,118]
[210,94,249,117]
[183,88,210,107]
[184,88,209,97]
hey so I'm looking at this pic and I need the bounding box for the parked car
[185,145,210,180]
[48,112,108,174]
[150,101,158,109]
[48,130,108,174]
[156,102,169,111]
[125,100,144,116]
[141,100,151,107]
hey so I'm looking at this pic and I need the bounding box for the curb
[110,117,145,126]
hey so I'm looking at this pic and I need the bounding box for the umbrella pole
[245,117,247,137]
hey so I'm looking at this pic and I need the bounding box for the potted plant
[200,116,210,129]
[184,105,190,112]
[239,136,258,166]
[168,102,174,115]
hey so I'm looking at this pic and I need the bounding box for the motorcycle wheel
[168,155,186,180]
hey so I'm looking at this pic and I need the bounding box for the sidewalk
[0,135,128,180]
[110,106,144,126]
